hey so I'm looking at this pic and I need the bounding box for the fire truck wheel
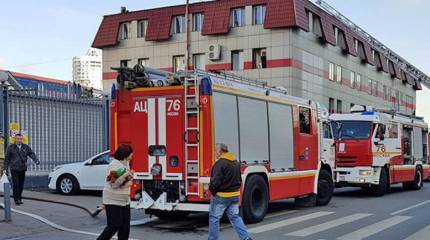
[316,169,334,206]
[242,175,269,224]
[370,168,388,197]
[57,174,80,195]
[403,168,423,191]
[148,210,190,221]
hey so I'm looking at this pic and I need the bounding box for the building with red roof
[92,0,427,115]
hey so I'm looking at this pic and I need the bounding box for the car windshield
[331,121,372,140]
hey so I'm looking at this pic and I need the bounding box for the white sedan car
[48,151,110,195]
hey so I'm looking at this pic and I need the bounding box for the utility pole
[185,0,190,73]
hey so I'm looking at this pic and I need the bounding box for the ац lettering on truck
[110,67,336,223]
[330,105,430,196]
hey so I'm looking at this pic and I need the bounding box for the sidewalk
[0,190,149,240]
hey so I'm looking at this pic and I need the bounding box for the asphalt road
[2,183,430,240]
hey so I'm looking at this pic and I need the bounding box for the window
[232,50,244,70]
[308,11,313,32]
[385,123,399,139]
[173,55,185,72]
[332,121,372,140]
[354,39,359,53]
[368,79,372,95]
[252,5,266,25]
[91,153,111,165]
[138,58,149,66]
[336,65,342,83]
[231,8,245,27]
[120,60,130,68]
[372,81,378,97]
[337,100,343,113]
[356,74,361,90]
[252,48,267,69]
[329,62,335,81]
[350,71,355,88]
[299,107,311,134]
[192,13,204,32]
[193,54,205,70]
[172,15,185,34]
[137,20,147,38]
[119,22,130,40]
[323,122,333,139]
[334,27,339,45]
[329,98,335,113]
[383,85,388,100]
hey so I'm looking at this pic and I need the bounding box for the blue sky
[0,0,429,120]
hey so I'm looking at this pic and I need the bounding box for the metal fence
[1,87,110,175]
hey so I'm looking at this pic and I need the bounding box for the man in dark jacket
[3,134,40,205]
[208,143,252,240]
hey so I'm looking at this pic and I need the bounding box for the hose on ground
[0,193,101,217]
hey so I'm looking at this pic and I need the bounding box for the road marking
[248,211,334,234]
[130,219,152,226]
[404,224,430,240]
[390,200,430,215]
[337,216,412,240]
[0,203,140,240]
[286,213,372,237]
[265,210,298,219]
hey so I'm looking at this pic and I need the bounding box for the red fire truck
[330,106,430,196]
[110,66,335,223]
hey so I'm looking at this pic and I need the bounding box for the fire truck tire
[403,168,423,191]
[148,210,190,221]
[56,174,80,195]
[370,168,388,197]
[316,169,334,206]
[241,175,269,224]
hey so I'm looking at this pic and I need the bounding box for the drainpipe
[185,0,190,73]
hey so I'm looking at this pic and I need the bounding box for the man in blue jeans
[208,143,252,240]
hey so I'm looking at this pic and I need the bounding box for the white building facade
[72,48,103,89]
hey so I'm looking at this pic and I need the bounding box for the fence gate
[0,87,109,178]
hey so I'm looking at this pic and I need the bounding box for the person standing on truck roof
[3,133,40,205]
[97,144,134,240]
[208,143,252,240]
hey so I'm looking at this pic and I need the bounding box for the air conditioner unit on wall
[208,44,221,61]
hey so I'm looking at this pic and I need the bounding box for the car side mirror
[380,134,385,141]
[84,160,93,166]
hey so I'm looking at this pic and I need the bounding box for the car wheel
[316,169,334,206]
[403,168,423,191]
[57,174,80,195]
[370,168,388,197]
[242,175,269,224]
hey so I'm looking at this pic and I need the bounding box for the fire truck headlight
[169,156,179,167]
[359,170,372,176]
[151,164,162,176]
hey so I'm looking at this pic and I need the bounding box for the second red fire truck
[330,105,430,196]
[110,65,336,223]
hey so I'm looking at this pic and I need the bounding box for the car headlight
[359,170,372,176]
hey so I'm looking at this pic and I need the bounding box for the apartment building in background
[72,48,103,89]
[92,0,427,115]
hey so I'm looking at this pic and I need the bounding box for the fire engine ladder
[184,74,201,196]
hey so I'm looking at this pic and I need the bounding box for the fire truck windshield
[332,121,372,140]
